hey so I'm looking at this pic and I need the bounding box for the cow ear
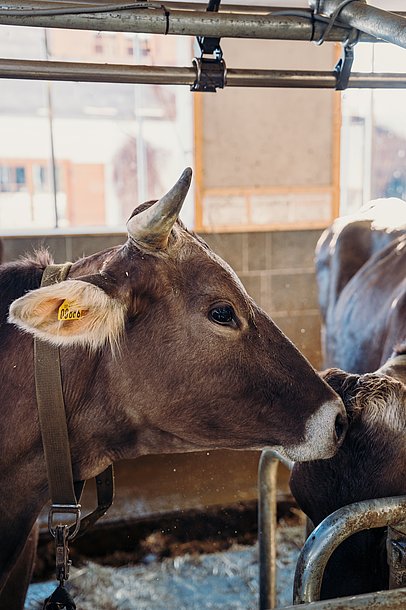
[8,278,126,350]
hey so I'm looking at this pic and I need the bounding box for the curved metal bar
[311,0,406,50]
[258,448,293,610]
[293,495,406,604]
[283,587,406,610]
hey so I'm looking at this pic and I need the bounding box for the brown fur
[291,197,406,599]
[1,218,344,608]
[316,198,406,372]
[290,365,406,599]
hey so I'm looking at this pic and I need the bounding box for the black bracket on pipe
[334,27,359,90]
[191,0,226,92]
[312,0,362,90]
[334,42,354,90]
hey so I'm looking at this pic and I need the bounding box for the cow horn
[127,167,192,250]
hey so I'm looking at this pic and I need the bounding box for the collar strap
[34,263,115,541]
[35,262,77,510]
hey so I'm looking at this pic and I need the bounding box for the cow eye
[209,304,237,327]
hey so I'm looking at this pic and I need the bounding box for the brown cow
[290,199,406,599]
[316,197,406,372]
[290,359,406,599]
[0,169,346,608]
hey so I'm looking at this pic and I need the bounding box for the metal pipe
[43,30,59,229]
[1,58,406,89]
[293,496,406,604]
[311,0,406,49]
[387,522,406,590]
[0,6,374,43]
[8,1,406,21]
[258,449,293,610]
[282,587,406,610]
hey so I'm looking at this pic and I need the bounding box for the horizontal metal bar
[293,496,406,604]
[279,587,406,610]
[0,5,377,43]
[0,2,303,14]
[1,58,406,89]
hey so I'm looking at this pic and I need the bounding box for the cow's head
[290,363,406,522]
[290,362,406,598]
[9,169,346,463]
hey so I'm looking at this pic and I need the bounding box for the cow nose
[334,412,348,447]
[282,398,347,462]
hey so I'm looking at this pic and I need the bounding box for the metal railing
[258,449,406,610]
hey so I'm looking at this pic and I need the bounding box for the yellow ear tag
[58,299,84,321]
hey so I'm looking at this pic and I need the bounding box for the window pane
[0,25,193,230]
[341,43,406,214]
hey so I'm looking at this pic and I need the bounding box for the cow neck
[34,263,115,542]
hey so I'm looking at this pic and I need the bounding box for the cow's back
[317,198,406,371]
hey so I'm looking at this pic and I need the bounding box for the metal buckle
[48,504,81,540]
[191,57,226,92]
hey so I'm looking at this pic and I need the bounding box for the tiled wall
[2,228,323,368]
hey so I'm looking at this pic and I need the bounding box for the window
[341,43,406,214]
[0,166,27,192]
[0,26,193,230]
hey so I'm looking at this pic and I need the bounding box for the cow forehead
[354,373,406,434]
[98,231,253,313]
[170,240,254,314]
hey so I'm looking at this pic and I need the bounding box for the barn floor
[25,524,304,610]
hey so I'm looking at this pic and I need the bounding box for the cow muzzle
[282,398,348,462]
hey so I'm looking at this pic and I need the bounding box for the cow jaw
[8,279,126,351]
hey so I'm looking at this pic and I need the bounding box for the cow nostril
[334,413,347,445]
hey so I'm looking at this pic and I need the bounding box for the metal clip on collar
[55,525,72,585]
[191,0,226,92]
[48,504,81,541]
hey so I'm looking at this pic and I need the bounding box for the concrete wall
[2,228,322,517]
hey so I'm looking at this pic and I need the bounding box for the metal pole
[387,522,406,590]
[310,0,406,49]
[293,496,406,604]
[258,449,293,610]
[0,7,376,43]
[1,58,406,89]
[43,30,59,229]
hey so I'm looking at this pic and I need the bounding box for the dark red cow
[291,360,406,599]
[0,169,346,609]
[290,198,406,599]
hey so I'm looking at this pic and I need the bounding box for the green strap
[34,263,77,507]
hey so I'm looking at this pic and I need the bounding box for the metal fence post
[258,448,293,610]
